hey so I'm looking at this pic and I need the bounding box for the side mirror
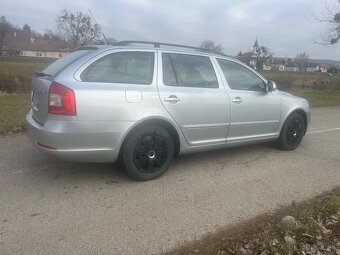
[266,80,277,92]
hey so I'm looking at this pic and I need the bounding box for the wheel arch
[118,117,181,161]
[281,108,308,135]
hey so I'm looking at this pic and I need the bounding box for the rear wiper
[34,71,52,78]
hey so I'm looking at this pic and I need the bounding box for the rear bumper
[26,111,131,162]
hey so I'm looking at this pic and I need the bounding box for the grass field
[293,90,340,107]
[0,93,30,134]
[0,57,53,93]
[260,70,340,91]
[0,57,51,72]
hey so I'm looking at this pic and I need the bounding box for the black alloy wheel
[279,112,305,151]
[133,134,168,173]
[123,126,174,181]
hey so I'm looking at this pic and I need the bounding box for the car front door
[157,52,230,146]
[216,58,281,143]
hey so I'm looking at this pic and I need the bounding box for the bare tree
[107,37,118,45]
[43,29,61,41]
[295,52,309,70]
[94,37,117,45]
[314,0,340,45]
[200,40,223,53]
[56,9,101,50]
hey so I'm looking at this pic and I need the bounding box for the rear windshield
[42,49,94,76]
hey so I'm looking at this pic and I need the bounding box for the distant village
[1,29,340,73]
[236,39,339,73]
[1,29,69,59]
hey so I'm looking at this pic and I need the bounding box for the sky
[1,0,339,60]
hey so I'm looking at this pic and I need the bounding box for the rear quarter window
[81,51,155,85]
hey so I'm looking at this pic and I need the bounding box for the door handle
[164,95,180,103]
[232,97,243,104]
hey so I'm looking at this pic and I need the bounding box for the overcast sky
[1,0,339,60]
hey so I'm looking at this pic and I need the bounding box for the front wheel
[279,112,306,151]
[123,126,174,181]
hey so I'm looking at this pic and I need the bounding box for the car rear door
[157,51,230,146]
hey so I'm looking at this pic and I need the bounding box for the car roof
[84,41,232,59]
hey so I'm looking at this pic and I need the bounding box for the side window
[162,53,218,88]
[81,51,154,85]
[217,59,266,91]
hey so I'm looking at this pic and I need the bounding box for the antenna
[88,9,109,45]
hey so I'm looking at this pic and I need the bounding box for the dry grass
[165,188,340,255]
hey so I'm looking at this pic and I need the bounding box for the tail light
[48,82,76,116]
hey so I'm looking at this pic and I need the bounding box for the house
[262,63,272,71]
[271,57,285,71]
[319,64,331,73]
[285,65,299,72]
[236,52,253,66]
[285,59,299,72]
[1,31,69,58]
[236,39,260,69]
[305,63,319,72]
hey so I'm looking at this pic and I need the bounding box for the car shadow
[24,141,279,185]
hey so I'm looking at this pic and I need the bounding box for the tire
[279,112,306,151]
[122,126,174,181]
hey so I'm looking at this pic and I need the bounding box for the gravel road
[1,107,340,255]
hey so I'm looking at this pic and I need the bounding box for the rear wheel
[123,126,174,181]
[279,112,305,151]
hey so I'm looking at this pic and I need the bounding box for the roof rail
[114,40,228,57]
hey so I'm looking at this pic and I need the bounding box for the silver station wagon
[27,41,311,181]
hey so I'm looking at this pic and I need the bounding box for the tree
[328,65,339,73]
[22,24,31,33]
[328,7,340,44]
[43,29,64,41]
[200,40,223,53]
[295,52,309,70]
[254,46,272,70]
[315,0,340,45]
[56,9,101,50]
[0,16,12,48]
